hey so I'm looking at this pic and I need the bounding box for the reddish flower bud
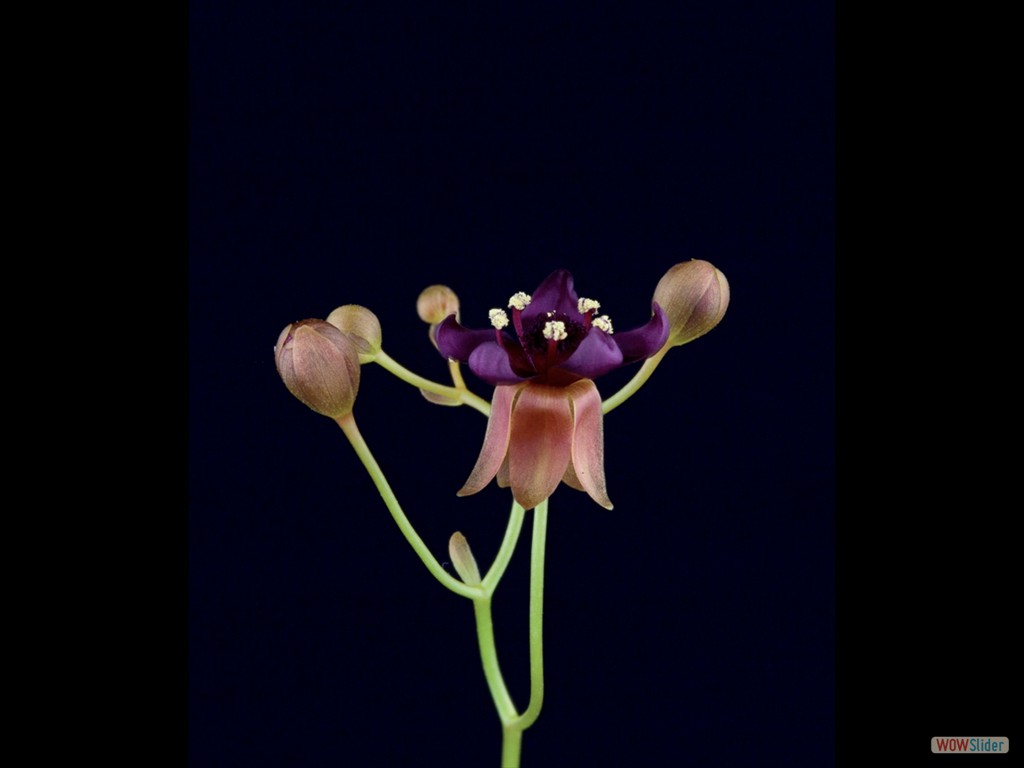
[653,260,730,347]
[275,319,361,418]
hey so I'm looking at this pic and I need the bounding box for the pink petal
[566,379,613,509]
[496,455,511,488]
[457,384,521,497]
[561,460,584,491]
[507,383,574,510]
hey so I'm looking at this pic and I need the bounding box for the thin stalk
[476,500,550,768]
[473,597,519,725]
[374,349,491,416]
[601,345,670,414]
[335,413,480,599]
[514,499,547,730]
[448,358,469,390]
[483,502,527,590]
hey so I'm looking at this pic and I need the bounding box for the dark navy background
[189,3,838,766]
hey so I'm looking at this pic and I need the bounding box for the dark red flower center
[502,310,588,380]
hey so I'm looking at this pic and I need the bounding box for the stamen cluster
[486,290,615,379]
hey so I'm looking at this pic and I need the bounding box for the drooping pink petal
[457,384,521,497]
[559,324,624,380]
[566,379,613,509]
[561,460,584,491]
[612,302,670,363]
[522,269,579,322]
[507,383,574,510]
[496,455,510,488]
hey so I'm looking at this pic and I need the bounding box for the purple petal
[558,325,624,379]
[523,269,579,322]
[434,315,493,362]
[468,342,531,385]
[613,302,670,363]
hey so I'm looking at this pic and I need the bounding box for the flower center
[488,289,614,379]
[498,308,596,380]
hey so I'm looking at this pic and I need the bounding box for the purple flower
[435,269,669,510]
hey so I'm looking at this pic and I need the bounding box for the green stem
[601,345,670,414]
[339,411,548,768]
[501,725,523,768]
[514,499,547,730]
[471,500,525,730]
[449,358,469,390]
[473,596,519,724]
[335,413,480,599]
[374,349,491,416]
[472,500,549,768]
[483,502,527,590]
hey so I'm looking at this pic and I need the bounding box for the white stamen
[508,292,532,311]
[489,308,509,329]
[543,320,568,341]
[592,315,614,334]
[578,297,601,314]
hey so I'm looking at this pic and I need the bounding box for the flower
[435,269,669,510]
[275,319,361,419]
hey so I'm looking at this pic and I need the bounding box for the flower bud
[417,284,460,324]
[448,532,482,587]
[652,260,730,347]
[275,319,361,418]
[418,285,461,351]
[326,304,382,363]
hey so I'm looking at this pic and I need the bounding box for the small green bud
[326,304,382,363]
[448,532,482,587]
[275,319,361,418]
[653,259,730,347]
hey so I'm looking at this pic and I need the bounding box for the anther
[577,297,601,314]
[508,292,532,311]
[592,315,614,334]
[489,308,509,329]
[543,320,568,341]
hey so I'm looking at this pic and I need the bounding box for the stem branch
[374,350,491,416]
[601,345,670,414]
[335,413,479,599]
